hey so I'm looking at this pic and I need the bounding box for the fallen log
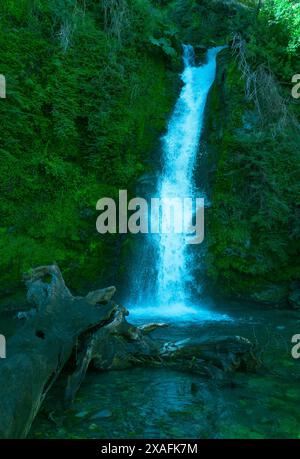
[0,265,261,438]
[64,304,260,405]
[0,265,116,439]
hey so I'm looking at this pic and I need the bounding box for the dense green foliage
[0,0,299,303]
[0,0,178,294]
[205,0,300,300]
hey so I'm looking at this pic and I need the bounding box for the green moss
[205,45,300,298]
[0,0,178,297]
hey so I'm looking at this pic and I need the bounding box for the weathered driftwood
[65,302,260,405]
[0,265,117,439]
[0,265,261,438]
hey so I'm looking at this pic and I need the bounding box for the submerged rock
[91,409,112,419]
[75,410,89,418]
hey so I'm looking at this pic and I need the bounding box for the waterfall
[128,45,230,322]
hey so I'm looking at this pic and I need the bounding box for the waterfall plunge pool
[26,300,300,439]
[128,300,232,325]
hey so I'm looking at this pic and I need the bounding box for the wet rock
[75,410,89,418]
[250,284,289,307]
[91,409,112,419]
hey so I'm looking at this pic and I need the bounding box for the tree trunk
[0,265,261,438]
[0,265,116,438]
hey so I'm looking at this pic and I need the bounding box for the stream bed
[16,300,299,439]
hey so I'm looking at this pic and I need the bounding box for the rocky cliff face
[203,47,300,308]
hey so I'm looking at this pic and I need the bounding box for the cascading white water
[129,45,231,322]
[156,45,224,307]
